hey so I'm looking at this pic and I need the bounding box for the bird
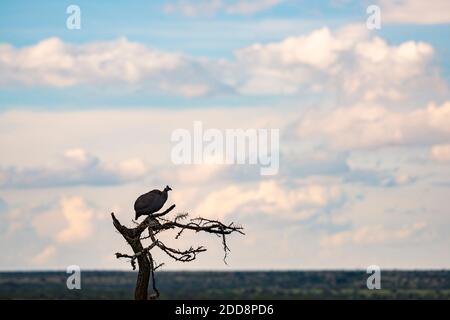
[134,185,172,220]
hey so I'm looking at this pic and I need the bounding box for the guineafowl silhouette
[134,185,172,220]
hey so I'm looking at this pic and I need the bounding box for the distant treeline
[0,271,449,300]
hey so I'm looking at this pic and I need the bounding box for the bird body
[134,185,172,220]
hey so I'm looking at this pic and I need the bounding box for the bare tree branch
[111,204,244,300]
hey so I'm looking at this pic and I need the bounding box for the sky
[0,0,450,271]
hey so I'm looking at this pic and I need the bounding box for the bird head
[164,185,172,192]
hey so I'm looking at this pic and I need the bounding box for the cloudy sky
[0,0,450,270]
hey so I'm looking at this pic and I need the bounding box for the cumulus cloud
[0,37,218,97]
[296,101,450,150]
[0,148,149,188]
[194,180,343,220]
[32,196,94,243]
[0,37,176,86]
[232,24,444,102]
[57,197,94,243]
[163,0,283,17]
[379,0,450,24]
[0,25,445,103]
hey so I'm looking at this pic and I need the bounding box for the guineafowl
[134,185,172,220]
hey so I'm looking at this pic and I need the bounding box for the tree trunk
[111,213,150,300]
[130,239,150,300]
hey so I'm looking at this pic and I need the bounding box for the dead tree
[111,204,244,300]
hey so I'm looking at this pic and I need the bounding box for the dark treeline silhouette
[1,270,449,300]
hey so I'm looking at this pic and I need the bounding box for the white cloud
[235,26,366,70]
[194,180,343,220]
[431,144,450,162]
[163,0,283,17]
[0,148,149,188]
[160,82,211,98]
[379,0,450,24]
[0,37,215,97]
[232,24,444,102]
[31,245,56,265]
[296,101,450,150]
[64,148,95,166]
[172,164,225,184]
[0,106,289,185]
[32,196,94,243]
[57,197,94,243]
[320,222,427,248]
[1,25,444,103]
[115,158,149,179]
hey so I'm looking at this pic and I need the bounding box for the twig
[111,203,243,300]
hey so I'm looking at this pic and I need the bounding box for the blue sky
[0,0,450,270]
